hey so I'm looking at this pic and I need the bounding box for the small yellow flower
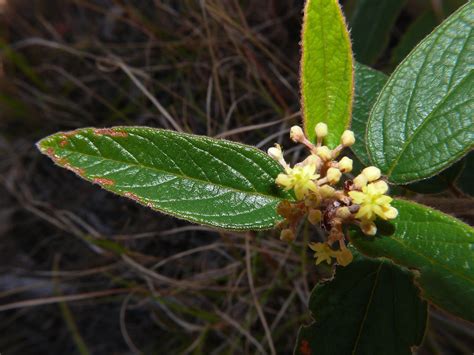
[276,164,319,200]
[333,248,353,266]
[309,242,333,265]
[349,182,398,221]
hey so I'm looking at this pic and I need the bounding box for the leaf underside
[351,199,474,322]
[295,254,427,355]
[366,2,474,184]
[301,0,354,147]
[37,127,292,230]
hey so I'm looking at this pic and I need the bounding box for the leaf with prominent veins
[366,2,474,183]
[300,0,354,147]
[37,127,293,230]
[352,199,474,322]
[295,253,427,355]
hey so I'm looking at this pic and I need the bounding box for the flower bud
[315,146,332,161]
[362,166,381,182]
[361,221,377,236]
[353,174,368,189]
[267,145,283,161]
[320,184,335,198]
[308,209,322,225]
[280,228,295,242]
[315,122,328,139]
[327,167,342,184]
[336,206,351,219]
[341,130,355,146]
[290,125,305,143]
[338,156,353,172]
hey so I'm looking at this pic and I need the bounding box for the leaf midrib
[351,263,383,355]
[51,138,286,202]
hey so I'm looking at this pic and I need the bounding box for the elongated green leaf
[351,199,474,321]
[349,0,407,65]
[301,0,354,147]
[295,253,427,355]
[367,3,474,184]
[37,127,291,230]
[352,63,388,165]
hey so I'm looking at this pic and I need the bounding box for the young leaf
[366,2,474,184]
[349,0,407,65]
[351,63,387,165]
[351,199,474,322]
[295,254,427,355]
[301,0,354,147]
[37,127,292,230]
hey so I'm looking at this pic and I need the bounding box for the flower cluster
[268,123,398,267]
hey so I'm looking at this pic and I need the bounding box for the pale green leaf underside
[301,0,354,147]
[351,199,474,322]
[295,254,427,355]
[352,63,388,165]
[37,127,291,230]
[367,2,474,184]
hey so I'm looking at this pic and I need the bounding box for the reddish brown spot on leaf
[93,177,115,186]
[124,192,141,202]
[300,340,311,355]
[46,147,55,156]
[93,128,128,137]
[59,139,68,147]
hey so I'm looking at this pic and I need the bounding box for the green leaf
[351,199,474,322]
[351,63,387,165]
[366,3,474,184]
[349,0,407,65]
[301,0,354,148]
[37,127,291,230]
[295,253,427,355]
[391,10,439,68]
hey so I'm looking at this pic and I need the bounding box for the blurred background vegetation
[0,0,472,354]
